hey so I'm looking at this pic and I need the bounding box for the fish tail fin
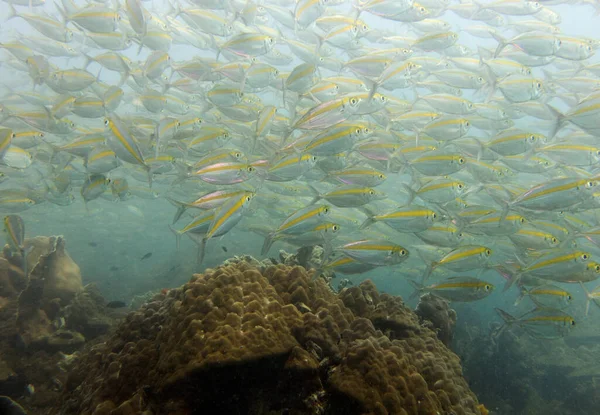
[358,207,376,229]
[307,184,321,205]
[367,80,379,102]
[197,238,207,265]
[490,32,507,58]
[165,197,187,224]
[402,183,417,205]
[136,37,145,57]
[359,216,376,230]
[168,225,181,250]
[514,285,528,306]
[579,282,592,316]
[6,2,17,20]
[422,261,435,281]
[261,232,275,256]
[496,264,520,292]
[495,308,516,324]
[408,279,425,300]
[546,104,565,140]
[492,307,515,339]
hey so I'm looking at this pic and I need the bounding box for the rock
[63,284,112,339]
[58,261,482,415]
[24,236,82,304]
[43,329,85,354]
[415,293,457,346]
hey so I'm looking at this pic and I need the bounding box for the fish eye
[586,181,594,188]
[551,237,558,244]
[362,24,368,31]
[570,320,576,326]
[350,98,357,105]
[484,285,491,291]
[312,155,317,161]
[332,225,339,231]
[458,157,465,165]
[356,128,361,134]
[529,135,536,142]
[378,174,385,179]
[477,77,483,82]
[595,264,600,272]
[458,232,463,238]
[369,190,375,195]
[457,183,464,189]
[520,217,525,223]
[247,166,255,172]
[245,196,251,202]
[485,248,492,256]
[380,95,386,102]
[567,295,572,300]
[10,133,16,138]
[323,207,329,213]
[537,82,542,88]
[419,6,425,12]
[400,249,407,256]
[70,122,75,128]
[581,254,589,260]
[104,119,110,126]
[431,212,437,219]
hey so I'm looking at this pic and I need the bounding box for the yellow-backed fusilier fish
[515,284,572,309]
[424,245,493,279]
[500,250,597,290]
[197,191,255,264]
[262,204,331,255]
[169,210,215,250]
[360,205,438,233]
[339,239,409,266]
[81,173,111,203]
[409,276,495,302]
[494,307,575,340]
[309,185,386,207]
[4,214,25,254]
[580,282,600,316]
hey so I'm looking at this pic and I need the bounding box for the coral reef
[58,257,482,415]
[414,294,457,347]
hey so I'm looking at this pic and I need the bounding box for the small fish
[409,276,495,302]
[494,307,576,340]
[339,239,409,266]
[4,214,25,253]
[516,284,572,309]
[424,245,493,280]
[88,242,98,247]
[262,204,331,255]
[140,252,152,260]
[222,246,228,252]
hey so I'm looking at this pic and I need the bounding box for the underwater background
[1,0,600,414]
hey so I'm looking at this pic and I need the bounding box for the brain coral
[57,258,481,415]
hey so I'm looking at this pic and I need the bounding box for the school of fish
[1,0,600,341]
